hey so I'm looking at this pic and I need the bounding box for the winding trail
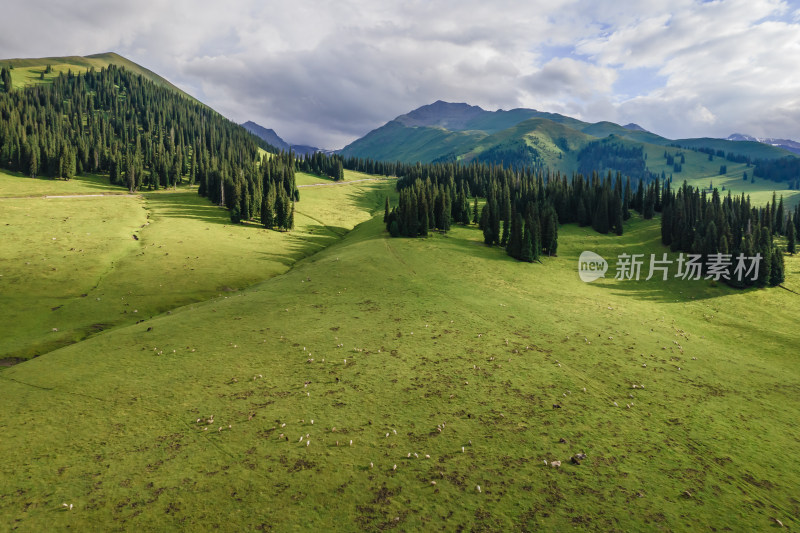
[297,177,396,188]
[0,193,139,200]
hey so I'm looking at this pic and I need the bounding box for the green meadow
[1,170,798,531]
[641,145,800,208]
[0,170,393,362]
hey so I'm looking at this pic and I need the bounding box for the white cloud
[1,0,799,146]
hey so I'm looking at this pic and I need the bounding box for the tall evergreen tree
[0,67,11,93]
[520,222,534,262]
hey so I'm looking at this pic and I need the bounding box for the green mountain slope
[341,120,488,163]
[340,102,797,188]
[1,52,193,99]
[673,136,792,160]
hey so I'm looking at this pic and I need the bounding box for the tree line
[381,155,671,262]
[660,183,788,287]
[0,64,303,229]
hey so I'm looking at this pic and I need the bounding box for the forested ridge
[0,65,298,230]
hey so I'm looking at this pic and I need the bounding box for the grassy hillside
[0,169,393,362]
[463,118,595,174]
[340,103,798,205]
[674,137,793,161]
[340,120,487,163]
[1,169,798,530]
[1,52,192,98]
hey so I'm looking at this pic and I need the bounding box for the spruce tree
[593,192,610,234]
[0,67,11,93]
[506,212,523,259]
[490,197,500,245]
[384,196,389,222]
[787,218,796,254]
[520,222,533,262]
[613,195,624,236]
[769,246,784,286]
[480,205,492,245]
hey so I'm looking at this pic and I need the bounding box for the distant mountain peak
[397,100,486,129]
[241,121,290,151]
[623,123,647,132]
[241,121,322,156]
[727,133,800,155]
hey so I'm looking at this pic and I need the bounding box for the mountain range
[726,133,800,155]
[338,101,795,178]
[241,121,320,156]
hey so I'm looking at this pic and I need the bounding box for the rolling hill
[1,52,194,100]
[2,170,799,530]
[340,101,797,184]
[2,53,799,532]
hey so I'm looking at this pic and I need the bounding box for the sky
[2,0,799,149]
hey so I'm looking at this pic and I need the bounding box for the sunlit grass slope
[0,171,393,361]
[1,206,797,531]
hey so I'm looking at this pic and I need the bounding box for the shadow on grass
[0,172,125,194]
[589,276,745,303]
[345,184,394,215]
[144,192,233,226]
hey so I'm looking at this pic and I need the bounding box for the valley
[1,50,799,532]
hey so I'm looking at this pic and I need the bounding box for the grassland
[0,170,394,362]
[1,167,798,531]
[2,53,191,97]
[641,145,800,209]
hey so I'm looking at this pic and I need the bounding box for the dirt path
[297,177,397,188]
[0,193,139,200]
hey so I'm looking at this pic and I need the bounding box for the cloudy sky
[2,0,799,149]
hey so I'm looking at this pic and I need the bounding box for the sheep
[550,460,561,467]
[430,481,437,486]
[552,404,562,409]
[370,462,373,468]
[349,440,353,446]
[306,440,310,446]
[62,503,73,510]
[393,464,397,471]
[476,485,481,493]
